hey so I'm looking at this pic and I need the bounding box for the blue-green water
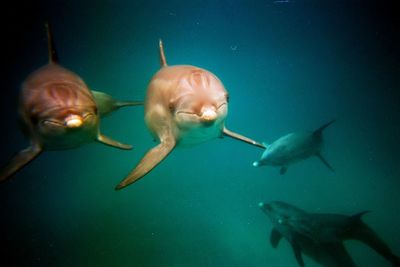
[1,1,399,266]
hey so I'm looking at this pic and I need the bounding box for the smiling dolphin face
[148,66,229,146]
[20,64,99,149]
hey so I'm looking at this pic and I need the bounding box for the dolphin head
[259,201,306,230]
[172,68,228,130]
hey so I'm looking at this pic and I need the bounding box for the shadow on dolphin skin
[115,40,265,190]
[0,22,142,183]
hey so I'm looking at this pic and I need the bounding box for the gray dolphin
[259,201,400,267]
[0,23,142,182]
[115,40,265,190]
[253,120,335,174]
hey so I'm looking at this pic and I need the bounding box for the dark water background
[1,1,399,266]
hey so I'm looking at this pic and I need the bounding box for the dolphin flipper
[270,228,283,248]
[280,166,288,175]
[223,127,265,149]
[322,243,357,267]
[291,242,305,267]
[97,134,132,150]
[91,90,143,118]
[0,144,42,182]
[316,153,334,172]
[116,135,176,190]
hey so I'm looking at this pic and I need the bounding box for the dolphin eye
[226,93,229,102]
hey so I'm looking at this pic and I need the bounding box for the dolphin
[0,23,141,182]
[253,120,335,174]
[259,201,400,267]
[115,40,265,189]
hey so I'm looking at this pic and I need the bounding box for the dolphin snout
[65,115,83,128]
[200,108,217,124]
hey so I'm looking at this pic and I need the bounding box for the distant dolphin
[259,201,400,267]
[0,23,142,182]
[253,120,335,174]
[115,40,265,189]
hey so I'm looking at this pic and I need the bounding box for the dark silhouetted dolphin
[259,201,400,267]
[253,120,335,174]
[0,23,142,182]
[115,40,265,189]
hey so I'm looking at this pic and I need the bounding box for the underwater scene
[1,1,399,266]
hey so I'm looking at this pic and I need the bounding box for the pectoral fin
[97,134,132,150]
[316,152,334,172]
[270,228,283,248]
[0,144,42,182]
[91,90,143,118]
[223,127,265,149]
[291,242,305,267]
[115,134,176,190]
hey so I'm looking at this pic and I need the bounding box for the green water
[1,1,399,266]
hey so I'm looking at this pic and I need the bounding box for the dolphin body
[259,201,400,267]
[115,40,265,189]
[253,120,335,174]
[0,23,142,182]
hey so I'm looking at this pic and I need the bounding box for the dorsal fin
[159,39,167,67]
[313,119,336,137]
[45,22,58,64]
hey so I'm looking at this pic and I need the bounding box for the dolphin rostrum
[0,23,142,182]
[259,201,400,267]
[115,40,265,189]
[253,120,335,174]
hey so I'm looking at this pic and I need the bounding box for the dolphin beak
[65,115,83,128]
[200,108,217,123]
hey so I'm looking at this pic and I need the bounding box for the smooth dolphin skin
[0,23,141,182]
[253,120,335,175]
[115,40,265,190]
[259,201,400,267]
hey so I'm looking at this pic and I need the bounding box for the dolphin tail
[315,152,334,172]
[0,144,42,182]
[45,22,58,64]
[347,212,400,267]
[115,135,176,190]
[159,39,167,67]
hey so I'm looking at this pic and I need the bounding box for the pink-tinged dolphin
[115,40,265,190]
[0,23,142,182]
[260,201,400,267]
